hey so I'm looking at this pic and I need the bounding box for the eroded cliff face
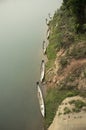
[45,2,86,129]
[46,42,86,90]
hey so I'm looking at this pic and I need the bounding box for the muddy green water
[0,0,62,130]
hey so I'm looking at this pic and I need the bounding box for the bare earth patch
[48,96,86,130]
[56,59,86,84]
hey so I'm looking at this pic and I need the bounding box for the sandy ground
[48,96,86,130]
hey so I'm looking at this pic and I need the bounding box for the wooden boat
[40,60,45,82]
[36,82,45,117]
[46,18,49,26]
[43,41,46,54]
[47,30,50,39]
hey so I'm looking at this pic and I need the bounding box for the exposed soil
[56,58,86,84]
[48,96,86,130]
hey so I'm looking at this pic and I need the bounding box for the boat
[45,18,49,26]
[47,30,50,39]
[43,41,46,54]
[40,60,45,82]
[36,82,45,117]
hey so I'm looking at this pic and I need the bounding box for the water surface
[0,0,62,130]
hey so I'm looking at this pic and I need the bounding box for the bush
[58,112,62,116]
[60,57,68,68]
[69,99,86,113]
[72,107,80,113]
[64,107,71,114]
[74,100,86,109]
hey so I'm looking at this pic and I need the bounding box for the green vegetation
[45,89,86,127]
[46,60,54,71]
[65,91,79,97]
[70,100,86,109]
[64,107,71,114]
[69,100,76,104]
[60,57,68,68]
[47,43,57,60]
[72,107,80,113]
[69,99,86,113]
[46,1,86,71]
[46,23,64,70]
[58,112,62,116]
[45,0,86,128]
[45,89,79,128]
[63,0,86,32]
[46,41,57,70]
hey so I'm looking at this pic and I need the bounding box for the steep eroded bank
[45,1,86,130]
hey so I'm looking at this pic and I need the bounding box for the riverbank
[48,96,86,130]
[44,1,86,130]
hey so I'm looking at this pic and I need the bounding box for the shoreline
[42,2,86,130]
[48,96,86,130]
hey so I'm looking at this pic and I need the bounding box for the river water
[0,0,62,130]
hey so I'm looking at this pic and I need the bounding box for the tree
[63,0,86,32]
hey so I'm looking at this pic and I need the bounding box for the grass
[46,39,57,71]
[45,88,86,128]
[45,89,79,128]
[46,60,54,71]
[45,2,86,129]
[47,42,57,60]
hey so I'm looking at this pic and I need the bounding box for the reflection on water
[0,0,62,130]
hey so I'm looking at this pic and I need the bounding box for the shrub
[64,107,71,114]
[72,107,80,113]
[74,100,86,109]
[60,57,68,68]
[58,112,62,116]
[69,99,86,113]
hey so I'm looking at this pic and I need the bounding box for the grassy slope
[45,3,86,128]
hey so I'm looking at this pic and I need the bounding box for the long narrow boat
[43,41,46,54]
[47,29,50,39]
[40,60,45,82]
[36,82,45,117]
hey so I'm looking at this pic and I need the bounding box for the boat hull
[40,60,45,82]
[37,83,45,117]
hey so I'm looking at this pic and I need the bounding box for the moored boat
[40,60,45,82]
[36,82,45,117]
[47,29,50,39]
[43,41,46,54]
